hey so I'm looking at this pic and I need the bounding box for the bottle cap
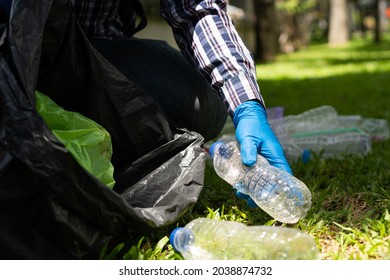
[169,227,193,252]
[169,227,183,252]
[209,141,223,157]
[302,149,311,163]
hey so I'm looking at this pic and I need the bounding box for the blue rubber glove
[233,100,293,207]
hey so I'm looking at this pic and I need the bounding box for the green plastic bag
[36,91,115,188]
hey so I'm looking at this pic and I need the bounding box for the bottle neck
[170,227,194,253]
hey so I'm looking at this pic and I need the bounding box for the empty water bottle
[338,116,390,142]
[209,141,312,224]
[283,128,372,161]
[170,218,320,260]
[269,105,339,138]
[267,105,387,161]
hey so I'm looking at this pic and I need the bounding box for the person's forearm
[160,0,264,116]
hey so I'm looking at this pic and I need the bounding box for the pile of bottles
[268,105,389,162]
[217,105,389,162]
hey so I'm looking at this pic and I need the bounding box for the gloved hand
[233,100,293,207]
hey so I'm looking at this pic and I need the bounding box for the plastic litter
[170,218,320,260]
[209,141,311,223]
[36,91,116,188]
[268,105,388,161]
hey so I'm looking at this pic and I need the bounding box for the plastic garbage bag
[36,91,116,189]
[0,0,205,259]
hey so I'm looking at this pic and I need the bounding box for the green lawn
[103,34,390,260]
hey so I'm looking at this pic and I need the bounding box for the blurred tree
[352,0,387,43]
[373,0,386,43]
[328,0,350,46]
[276,0,316,52]
[374,0,380,42]
[254,0,278,62]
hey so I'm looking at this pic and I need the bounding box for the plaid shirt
[73,0,126,37]
[73,0,263,116]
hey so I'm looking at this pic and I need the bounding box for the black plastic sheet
[0,0,206,259]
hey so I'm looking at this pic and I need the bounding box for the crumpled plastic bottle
[170,218,320,260]
[209,141,312,224]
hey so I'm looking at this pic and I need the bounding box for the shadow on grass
[320,55,390,66]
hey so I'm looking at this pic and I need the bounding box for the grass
[102,34,390,260]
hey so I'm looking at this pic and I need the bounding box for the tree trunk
[374,0,381,43]
[328,0,349,46]
[254,0,278,62]
[379,0,388,32]
[357,3,367,38]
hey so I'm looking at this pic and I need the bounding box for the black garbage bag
[0,0,206,259]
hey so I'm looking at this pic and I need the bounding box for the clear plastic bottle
[170,218,320,260]
[209,141,312,224]
[269,105,339,138]
[266,106,382,161]
[337,115,390,141]
[285,128,372,161]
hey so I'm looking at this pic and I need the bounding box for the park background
[100,0,390,260]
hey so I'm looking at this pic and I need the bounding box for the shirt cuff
[220,71,265,117]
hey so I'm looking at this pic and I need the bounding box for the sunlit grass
[257,36,390,80]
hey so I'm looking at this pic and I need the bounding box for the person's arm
[160,0,292,175]
[160,0,262,116]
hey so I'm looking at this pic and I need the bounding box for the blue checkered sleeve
[160,0,264,116]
